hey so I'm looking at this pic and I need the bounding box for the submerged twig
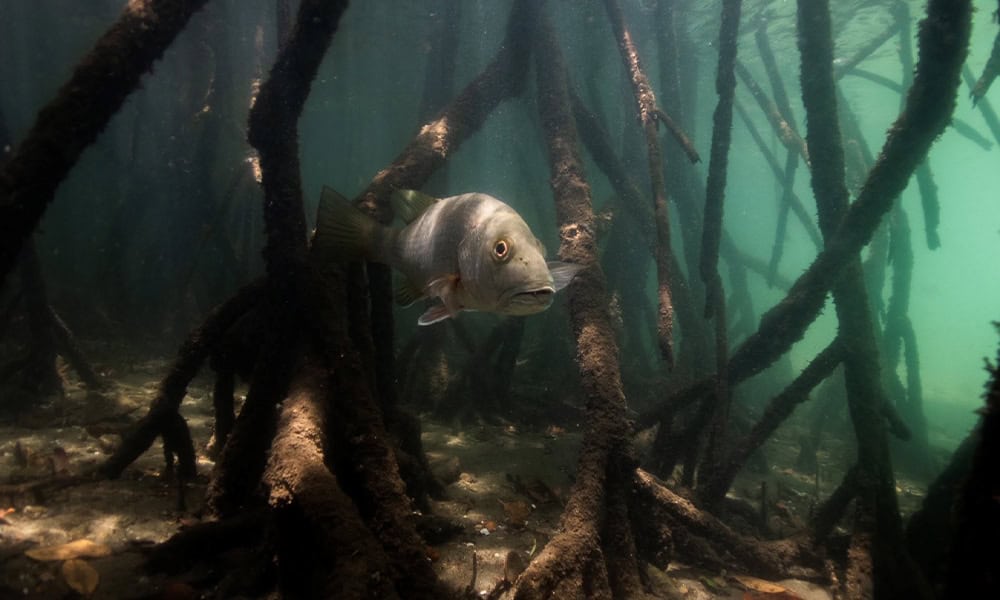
[735,62,810,165]
[603,0,676,366]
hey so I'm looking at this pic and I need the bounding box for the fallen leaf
[62,559,99,596]
[732,575,796,594]
[499,499,531,527]
[26,539,112,561]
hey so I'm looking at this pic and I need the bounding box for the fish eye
[492,239,511,261]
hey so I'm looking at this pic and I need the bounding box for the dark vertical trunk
[696,0,741,485]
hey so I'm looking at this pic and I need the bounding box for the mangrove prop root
[723,0,971,390]
[964,65,1000,147]
[971,26,1000,102]
[736,62,810,165]
[47,304,105,390]
[0,0,211,285]
[208,0,348,516]
[943,327,1000,598]
[699,0,741,319]
[102,279,265,479]
[812,464,859,542]
[18,241,62,397]
[832,20,902,81]
[358,0,536,213]
[699,337,844,507]
[262,354,398,599]
[733,100,823,251]
[570,91,654,246]
[653,108,700,163]
[326,318,445,597]
[630,469,810,579]
[797,1,931,595]
[602,0,675,366]
[513,12,632,600]
[146,509,268,574]
[313,253,444,594]
[692,0,742,480]
[569,89,703,382]
[757,19,803,287]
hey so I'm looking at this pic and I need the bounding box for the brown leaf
[733,575,791,593]
[62,559,99,596]
[26,539,112,561]
[498,499,531,527]
[734,575,804,600]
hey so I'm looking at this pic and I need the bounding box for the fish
[313,187,583,325]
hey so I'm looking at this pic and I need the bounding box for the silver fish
[314,187,583,325]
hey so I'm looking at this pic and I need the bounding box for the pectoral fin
[418,304,453,326]
[547,261,585,291]
[394,278,425,307]
[418,275,463,325]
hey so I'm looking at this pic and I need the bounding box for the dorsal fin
[391,189,438,224]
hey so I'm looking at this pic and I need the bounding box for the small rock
[22,505,47,519]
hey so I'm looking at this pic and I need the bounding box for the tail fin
[313,186,381,261]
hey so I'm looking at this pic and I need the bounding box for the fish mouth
[502,285,556,314]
